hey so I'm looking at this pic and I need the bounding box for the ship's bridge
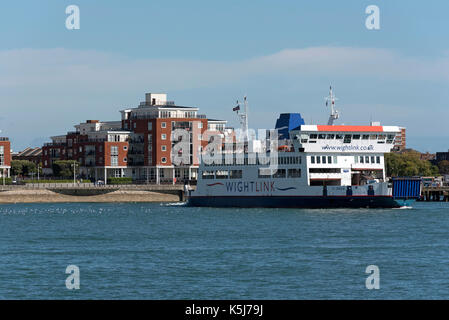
[290,125,400,154]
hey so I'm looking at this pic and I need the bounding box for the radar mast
[325,86,339,125]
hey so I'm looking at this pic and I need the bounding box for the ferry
[187,88,421,208]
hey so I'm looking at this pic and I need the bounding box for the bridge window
[336,134,343,140]
[309,168,341,173]
[352,134,361,140]
[258,168,271,178]
[387,134,395,144]
[288,168,301,178]
[311,156,315,164]
[360,156,364,163]
[201,171,215,179]
[216,170,229,179]
[322,156,327,164]
[316,156,321,164]
[328,156,332,164]
[318,134,326,139]
[344,135,352,143]
[376,156,380,164]
[326,134,335,139]
[362,135,369,140]
[272,169,286,178]
[230,170,242,179]
[365,156,370,163]
[310,134,318,139]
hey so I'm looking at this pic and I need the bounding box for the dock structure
[421,187,449,202]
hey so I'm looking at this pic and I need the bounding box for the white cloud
[1,47,448,93]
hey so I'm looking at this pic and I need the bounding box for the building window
[376,156,381,164]
[124,158,127,162]
[133,122,136,129]
[198,122,203,129]
[311,156,315,164]
[161,134,166,140]
[111,156,118,166]
[124,146,128,150]
[148,122,152,130]
[161,145,167,152]
[0,146,4,166]
[161,122,166,128]
[161,157,167,163]
[111,146,118,155]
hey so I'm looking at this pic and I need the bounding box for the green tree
[385,150,438,177]
[52,160,79,178]
[11,160,23,176]
[438,160,449,175]
[10,160,37,177]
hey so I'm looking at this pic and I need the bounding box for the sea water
[0,202,448,299]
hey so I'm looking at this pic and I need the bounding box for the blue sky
[1,0,448,152]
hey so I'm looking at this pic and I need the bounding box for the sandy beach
[0,188,181,203]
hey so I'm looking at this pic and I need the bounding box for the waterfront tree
[437,160,449,175]
[385,150,438,177]
[10,160,37,177]
[52,160,80,178]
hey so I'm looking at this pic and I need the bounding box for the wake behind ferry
[188,87,421,208]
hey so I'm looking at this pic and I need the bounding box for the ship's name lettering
[225,181,275,193]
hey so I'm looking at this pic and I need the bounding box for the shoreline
[0,188,181,203]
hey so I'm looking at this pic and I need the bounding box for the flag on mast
[233,100,240,112]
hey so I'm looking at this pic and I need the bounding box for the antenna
[325,86,339,125]
[235,96,249,141]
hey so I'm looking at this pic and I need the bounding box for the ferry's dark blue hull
[187,196,404,208]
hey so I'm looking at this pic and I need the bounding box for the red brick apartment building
[393,127,406,152]
[0,137,11,178]
[42,93,228,184]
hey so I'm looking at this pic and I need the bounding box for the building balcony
[129,113,207,120]
[44,142,66,147]
[128,150,144,155]
[128,161,144,166]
